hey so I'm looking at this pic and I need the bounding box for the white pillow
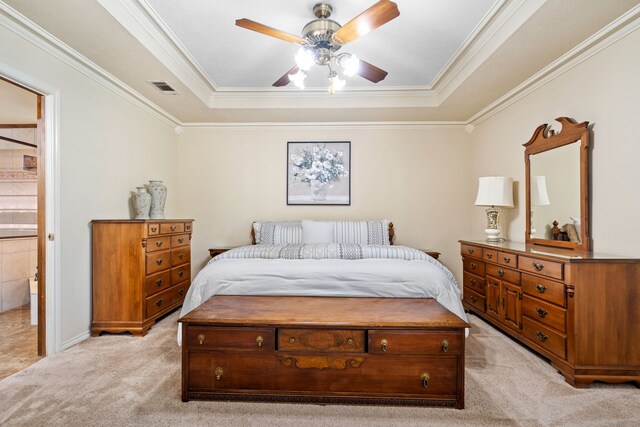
[302,220,335,244]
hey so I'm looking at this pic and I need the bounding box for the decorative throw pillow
[253,221,302,244]
[301,220,335,244]
[333,220,391,245]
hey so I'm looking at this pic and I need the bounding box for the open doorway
[0,76,45,380]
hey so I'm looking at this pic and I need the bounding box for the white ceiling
[2,0,640,124]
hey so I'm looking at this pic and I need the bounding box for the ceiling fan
[236,0,400,93]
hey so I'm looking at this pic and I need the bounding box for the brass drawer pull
[215,367,223,381]
[155,241,162,247]
[441,339,449,353]
[178,271,184,278]
[497,269,505,277]
[178,288,184,296]
[535,331,548,342]
[347,338,354,345]
[533,262,544,271]
[469,279,477,286]
[256,336,264,347]
[155,279,164,286]
[155,299,163,307]
[467,248,474,254]
[503,257,511,263]
[535,307,548,318]
[486,254,493,259]
[155,258,163,265]
[186,225,191,230]
[151,227,158,232]
[535,284,547,293]
[421,372,430,388]
[197,334,205,345]
[178,238,184,243]
[178,254,184,260]
[470,263,477,269]
[469,295,477,303]
[381,338,388,352]
[289,337,296,344]
[170,225,177,231]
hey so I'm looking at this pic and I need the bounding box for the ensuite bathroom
[0,78,40,380]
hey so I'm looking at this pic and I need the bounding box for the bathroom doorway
[0,76,44,380]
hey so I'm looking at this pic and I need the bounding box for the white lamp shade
[531,175,551,206]
[474,176,514,207]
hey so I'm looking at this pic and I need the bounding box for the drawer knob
[289,337,296,344]
[470,263,477,269]
[420,372,430,389]
[533,262,544,271]
[347,338,354,345]
[441,339,449,353]
[535,307,548,318]
[256,336,264,347]
[179,288,184,296]
[467,248,474,254]
[151,227,157,232]
[215,367,224,381]
[178,238,184,243]
[535,331,548,342]
[178,254,184,260]
[155,279,164,286]
[497,269,505,277]
[535,284,547,293]
[503,257,511,263]
[178,271,184,278]
[381,338,388,352]
[170,225,177,231]
[186,225,191,230]
[486,254,493,259]
[470,295,477,303]
[156,259,163,265]
[197,334,205,345]
[155,241,162,247]
[470,279,477,286]
[155,298,163,307]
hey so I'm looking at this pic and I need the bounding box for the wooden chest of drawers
[180,296,468,408]
[91,219,193,336]
[460,239,640,388]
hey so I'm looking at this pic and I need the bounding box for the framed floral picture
[287,141,351,205]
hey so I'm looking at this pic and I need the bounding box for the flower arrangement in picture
[289,143,349,188]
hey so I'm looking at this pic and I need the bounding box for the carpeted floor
[0,312,638,426]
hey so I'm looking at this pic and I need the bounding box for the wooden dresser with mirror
[461,118,640,387]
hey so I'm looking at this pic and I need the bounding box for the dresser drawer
[278,329,364,353]
[519,256,563,280]
[185,222,193,232]
[522,274,565,307]
[171,234,190,248]
[522,295,566,333]
[482,249,498,263]
[171,247,191,266]
[463,258,485,275]
[147,236,170,252]
[145,270,171,296]
[186,327,274,351]
[146,251,170,274]
[463,272,485,295]
[148,223,160,236]
[463,287,485,312]
[369,330,462,355]
[171,264,190,284]
[486,264,520,284]
[498,251,518,268]
[146,283,188,317]
[522,317,566,359]
[160,222,184,235]
[461,244,483,259]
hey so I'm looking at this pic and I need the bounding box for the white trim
[60,331,91,351]
[0,2,181,127]
[468,4,640,126]
[0,62,61,355]
[180,121,467,131]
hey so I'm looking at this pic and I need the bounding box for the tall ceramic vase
[147,180,167,219]
[133,187,151,219]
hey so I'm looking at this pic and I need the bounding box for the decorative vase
[133,187,151,219]
[311,182,328,201]
[147,180,167,219]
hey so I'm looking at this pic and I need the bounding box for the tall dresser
[460,240,640,387]
[92,219,193,336]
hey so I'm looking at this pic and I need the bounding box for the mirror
[524,117,590,251]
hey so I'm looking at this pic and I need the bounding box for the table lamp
[530,175,550,237]
[474,176,514,242]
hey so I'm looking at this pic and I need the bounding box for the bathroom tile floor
[0,305,39,381]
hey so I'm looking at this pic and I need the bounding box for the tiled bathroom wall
[0,237,37,312]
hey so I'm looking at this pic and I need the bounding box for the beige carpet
[0,312,638,427]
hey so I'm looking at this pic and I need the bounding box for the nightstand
[421,250,440,260]
[208,247,235,258]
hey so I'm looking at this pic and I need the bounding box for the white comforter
[178,245,467,345]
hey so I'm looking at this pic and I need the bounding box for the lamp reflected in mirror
[530,176,550,238]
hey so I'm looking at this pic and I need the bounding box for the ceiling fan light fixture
[294,48,315,71]
[340,53,360,77]
[328,73,345,95]
[288,69,307,89]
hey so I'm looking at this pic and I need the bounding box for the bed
[177,220,467,345]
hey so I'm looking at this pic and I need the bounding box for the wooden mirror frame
[524,117,591,251]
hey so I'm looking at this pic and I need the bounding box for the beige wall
[176,127,473,281]
[470,27,640,256]
[0,25,179,348]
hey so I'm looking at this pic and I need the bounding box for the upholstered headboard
[250,221,394,245]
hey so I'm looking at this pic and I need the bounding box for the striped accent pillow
[332,220,391,245]
[254,221,302,245]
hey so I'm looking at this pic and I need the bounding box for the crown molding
[467,4,640,127]
[180,121,467,132]
[0,1,180,128]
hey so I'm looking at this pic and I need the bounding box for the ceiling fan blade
[357,60,388,83]
[273,65,300,87]
[236,18,306,45]
[332,0,400,45]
